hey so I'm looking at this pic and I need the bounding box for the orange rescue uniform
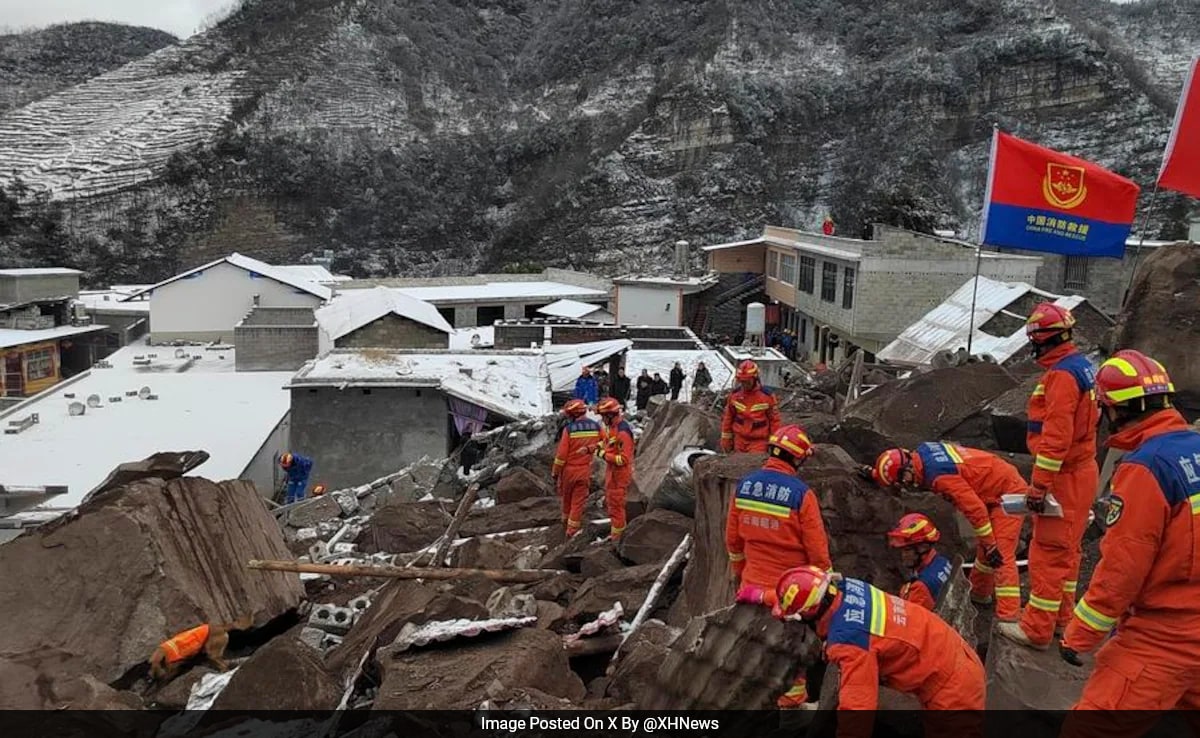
[552,418,602,535]
[818,578,984,738]
[599,417,635,538]
[1060,409,1200,735]
[910,442,1025,620]
[721,383,780,453]
[1022,342,1100,643]
[160,624,210,664]
[899,549,953,612]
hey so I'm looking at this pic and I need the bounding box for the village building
[536,299,615,324]
[612,275,718,327]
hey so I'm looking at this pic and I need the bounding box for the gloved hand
[856,465,876,483]
[1026,485,1048,514]
[1059,640,1083,667]
[736,583,768,605]
[984,544,1004,570]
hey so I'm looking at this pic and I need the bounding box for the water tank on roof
[745,302,766,335]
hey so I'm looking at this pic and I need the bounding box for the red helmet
[735,360,759,382]
[887,513,941,547]
[768,424,814,464]
[1096,350,1175,408]
[1025,302,1077,345]
[872,448,911,487]
[773,565,835,621]
[562,399,588,418]
[596,397,623,416]
[280,452,293,468]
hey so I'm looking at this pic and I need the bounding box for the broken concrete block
[331,542,357,555]
[309,604,356,635]
[210,637,341,711]
[293,527,319,543]
[617,508,692,566]
[494,467,554,504]
[309,541,330,561]
[333,490,360,516]
[486,587,538,619]
[0,477,300,688]
[375,627,586,709]
[565,563,663,624]
[299,627,327,653]
[348,595,372,613]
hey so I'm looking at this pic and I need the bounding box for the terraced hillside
[0,0,1195,286]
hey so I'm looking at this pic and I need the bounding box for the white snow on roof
[121,253,332,302]
[723,347,789,362]
[387,281,607,304]
[765,235,863,261]
[289,350,552,419]
[701,237,767,252]
[0,324,108,349]
[615,275,717,288]
[77,291,151,313]
[0,268,83,276]
[545,340,633,391]
[537,299,611,321]
[274,264,352,283]
[876,276,1090,367]
[0,341,291,515]
[448,326,495,350]
[624,349,734,402]
[316,287,452,341]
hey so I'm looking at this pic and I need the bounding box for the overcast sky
[0,0,237,38]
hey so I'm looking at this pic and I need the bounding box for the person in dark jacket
[669,362,685,401]
[574,366,599,406]
[651,373,669,398]
[635,369,653,411]
[693,361,713,391]
[612,367,632,407]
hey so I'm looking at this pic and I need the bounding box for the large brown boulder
[0,657,143,710]
[564,563,663,623]
[356,499,450,553]
[1114,242,1200,416]
[0,477,301,687]
[211,636,342,711]
[374,627,585,709]
[616,508,692,565]
[986,624,1089,710]
[494,467,554,504]
[633,401,723,514]
[460,496,564,537]
[606,619,679,703]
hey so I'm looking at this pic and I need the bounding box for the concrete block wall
[235,325,320,371]
[240,306,316,326]
[0,274,80,304]
[1000,247,1137,316]
[289,386,448,489]
[337,314,449,349]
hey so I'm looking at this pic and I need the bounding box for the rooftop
[77,290,151,313]
[448,326,495,350]
[723,346,790,362]
[0,340,291,515]
[316,287,453,340]
[0,268,83,277]
[613,275,719,289]
[545,340,633,391]
[876,276,1100,367]
[121,253,333,302]
[536,299,612,321]
[273,264,353,283]
[288,349,553,420]
[341,280,608,305]
[0,323,108,350]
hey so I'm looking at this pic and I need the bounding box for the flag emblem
[1043,163,1087,209]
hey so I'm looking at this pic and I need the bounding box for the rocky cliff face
[0,0,1195,286]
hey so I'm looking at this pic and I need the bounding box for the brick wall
[708,244,766,273]
[997,246,1142,316]
[235,325,320,371]
[337,314,449,349]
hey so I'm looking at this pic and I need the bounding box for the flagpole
[1120,181,1162,310]
[969,125,1001,357]
[966,245,984,356]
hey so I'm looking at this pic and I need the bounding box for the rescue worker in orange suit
[726,424,830,709]
[551,399,600,538]
[1058,351,1200,732]
[596,397,634,540]
[865,443,1021,620]
[721,359,780,454]
[773,566,984,738]
[887,513,953,612]
[998,303,1099,650]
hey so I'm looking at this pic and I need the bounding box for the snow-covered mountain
[0,0,1195,285]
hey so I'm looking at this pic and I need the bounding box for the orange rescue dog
[149,614,254,681]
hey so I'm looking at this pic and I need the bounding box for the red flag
[1158,56,1200,199]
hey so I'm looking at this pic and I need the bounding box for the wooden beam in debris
[246,559,566,584]
[432,483,480,568]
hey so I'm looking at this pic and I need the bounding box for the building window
[798,256,815,294]
[821,262,838,303]
[779,254,797,284]
[768,251,780,279]
[1063,257,1089,290]
[842,267,856,309]
[25,347,54,381]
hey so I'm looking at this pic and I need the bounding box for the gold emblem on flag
[1043,163,1088,210]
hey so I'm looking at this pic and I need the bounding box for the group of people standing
[573,361,715,411]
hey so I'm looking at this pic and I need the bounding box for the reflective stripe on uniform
[1029,594,1061,612]
[974,522,994,537]
[750,403,771,411]
[995,586,1021,599]
[1074,598,1118,632]
[728,552,745,562]
[973,561,994,574]
[735,498,792,519]
[1033,384,1045,396]
[1062,580,1078,594]
[1190,492,1200,515]
[721,432,733,439]
[869,586,888,637]
[1035,455,1064,472]
[782,684,808,699]
[944,444,965,464]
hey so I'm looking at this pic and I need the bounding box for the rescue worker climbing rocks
[887,513,952,612]
[865,443,1022,620]
[1058,351,1200,731]
[773,566,984,738]
[726,424,830,709]
[551,399,600,537]
[596,397,634,540]
[279,451,314,505]
[998,303,1099,650]
[721,359,780,453]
